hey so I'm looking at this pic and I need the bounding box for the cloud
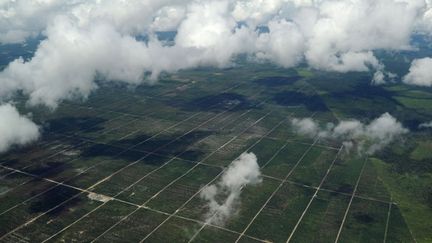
[419,121,432,128]
[0,0,431,108]
[372,70,397,85]
[403,57,432,87]
[0,1,258,108]
[302,0,420,73]
[0,103,40,153]
[200,152,262,225]
[0,0,432,108]
[291,117,320,137]
[291,113,408,154]
[255,19,305,67]
[0,0,73,43]
[0,16,152,108]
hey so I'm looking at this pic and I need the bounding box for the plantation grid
[0,71,414,243]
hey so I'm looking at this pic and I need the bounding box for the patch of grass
[410,141,432,160]
[395,96,432,112]
[288,191,350,243]
[244,183,314,243]
[337,198,389,242]
[372,158,432,242]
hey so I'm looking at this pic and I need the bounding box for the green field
[0,63,431,243]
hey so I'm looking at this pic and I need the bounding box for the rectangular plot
[94,92,139,107]
[163,114,217,134]
[337,198,389,242]
[176,148,215,162]
[267,120,315,144]
[386,204,415,243]
[97,158,194,201]
[0,141,76,170]
[15,142,93,179]
[356,160,391,202]
[0,177,55,214]
[254,113,288,132]
[177,177,279,228]
[47,110,117,136]
[98,97,155,115]
[0,167,9,176]
[223,178,281,232]
[242,183,314,243]
[155,131,217,158]
[8,194,102,242]
[203,111,247,131]
[261,141,311,179]
[93,208,168,243]
[0,168,29,188]
[96,117,178,145]
[111,134,168,153]
[70,115,126,138]
[146,165,222,213]
[268,119,296,141]
[248,138,288,167]
[0,185,81,237]
[39,145,127,178]
[120,126,215,157]
[289,147,338,187]
[190,225,241,243]
[288,191,351,243]
[150,109,202,124]
[80,115,139,139]
[191,111,240,128]
[83,92,135,110]
[222,111,266,132]
[216,111,256,131]
[316,135,342,148]
[189,115,263,155]
[316,137,342,149]
[313,111,339,123]
[44,200,136,242]
[144,216,201,242]
[65,155,144,189]
[42,154,120,184]
[204,137,257,167]
[188,134,235,154]
[321,156,366,194]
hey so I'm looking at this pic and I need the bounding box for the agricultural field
[0,57,431,243]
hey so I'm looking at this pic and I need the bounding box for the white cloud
[0,16,153,108]
[419,121,432,128]
[0,0,431,108]
[291,113,408,154]
[200,152,262,225]
[0,0,74,43]
[150,5,186,32]
[255,19,305,68]
[291,117,319,137]
[372,71,398,85]
[0,103,40,153]
[403,57,432,87]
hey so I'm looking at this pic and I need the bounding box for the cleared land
[0,63,430,242]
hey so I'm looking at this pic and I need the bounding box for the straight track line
[334,157,368,243]
[383,200,392,243]
[286,145,343,242]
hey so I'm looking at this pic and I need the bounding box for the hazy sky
[0,0,430,152]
